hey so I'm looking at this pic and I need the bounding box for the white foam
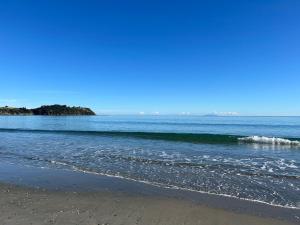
[238,136,300,146]
[72,166,300,209]
[50,160,70,167]
[46,160,300,209]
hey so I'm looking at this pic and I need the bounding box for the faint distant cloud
[95,109,144,115]
[180,112,191,115]
[210,111,239,116]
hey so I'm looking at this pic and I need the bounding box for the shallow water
[0,115,299,208]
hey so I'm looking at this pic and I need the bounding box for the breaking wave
[238,136,300,146]
[0,128,299,146]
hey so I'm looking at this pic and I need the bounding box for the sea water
[0,115,299,208]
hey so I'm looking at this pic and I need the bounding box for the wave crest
[238,136,300,146]
[1,128,300,146]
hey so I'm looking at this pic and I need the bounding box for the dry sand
[0,183,297,225]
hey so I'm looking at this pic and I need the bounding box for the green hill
[0,105,96,116]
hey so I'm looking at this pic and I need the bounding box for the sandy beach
[0,162,299,225]
[1,182,298,225]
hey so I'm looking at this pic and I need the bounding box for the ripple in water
[0,131,299,208]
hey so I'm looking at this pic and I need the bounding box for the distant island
[0,104,96,116]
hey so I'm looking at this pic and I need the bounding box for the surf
[0,128,299,146]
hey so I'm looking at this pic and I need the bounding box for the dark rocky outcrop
[0,105,96,116]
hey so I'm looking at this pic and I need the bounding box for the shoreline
[53,162,300,210]
[0,162,299,224]
[0,182,297,225]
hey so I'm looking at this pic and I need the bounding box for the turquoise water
[0,115,299,208]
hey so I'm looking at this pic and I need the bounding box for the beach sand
[0,162,299,225]
[0,182,298,225]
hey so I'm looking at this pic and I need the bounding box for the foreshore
[0,162,299,225]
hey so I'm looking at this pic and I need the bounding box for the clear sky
[0,0,300,115]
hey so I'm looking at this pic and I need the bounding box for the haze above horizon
[1,0,300,116]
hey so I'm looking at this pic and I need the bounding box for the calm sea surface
[0,115,299,208]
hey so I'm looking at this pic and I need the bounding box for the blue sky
[0,0,300,115]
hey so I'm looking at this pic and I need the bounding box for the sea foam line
[49,160,300,210]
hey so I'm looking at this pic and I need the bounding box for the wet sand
[0,162,299,225]
[1,182,298,225]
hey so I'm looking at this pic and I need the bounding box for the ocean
[0,115,299,208]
